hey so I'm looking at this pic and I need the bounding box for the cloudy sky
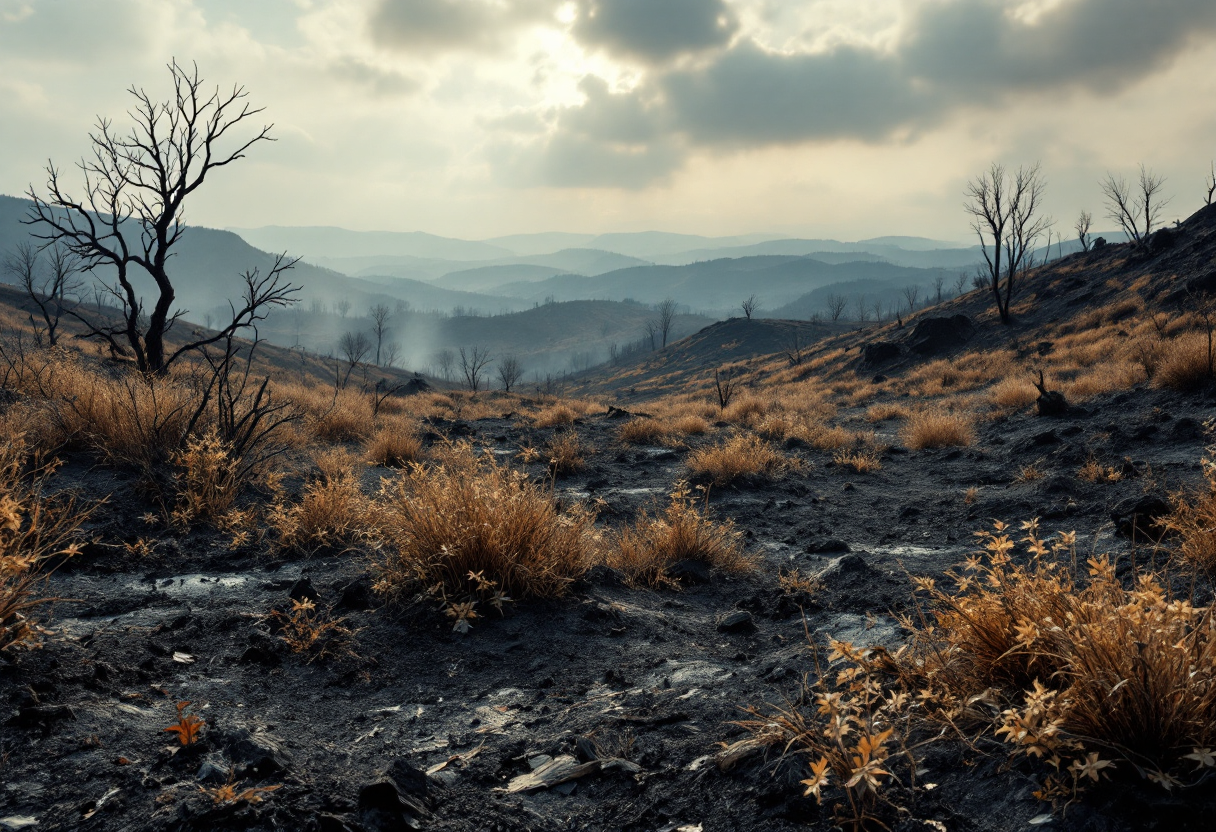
[2,0,1215,241]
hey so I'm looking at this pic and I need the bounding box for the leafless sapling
[714,367,738,410]
[826,293,848,321]
[964,162,1052,324]
[369,303,391,365]
[459,345,492,391]
[3,242,82,348]
[338,331,371,388]
[24,60,298,374]
[497,354,523,392]
[902,285,920,315]
[741,295,758,320]
[1075,210,1093,252]
[1101,165,1170,246]
[1205,162,1215,207]
[656,298,677,348]
[932,274,945,305]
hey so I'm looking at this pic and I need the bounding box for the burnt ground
[2,374,1215,832]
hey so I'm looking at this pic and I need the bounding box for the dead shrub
[686,432,796,486]
[373,442,596,611]
[1078,456,1123,483]
[1155,332,1214,391]
[1,438,89,651]
[899,521,1216,795]
[900,411,974,450]
[366,420,424,467]
[607,481,752,586]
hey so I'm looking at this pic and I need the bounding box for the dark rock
[1092,236,1107,249]
[716,610,757,634]
[1037,390,1068,417]
[1030,429,1061,446]
[12,703,75,725]
[805,539,850,554]
[359,760,431,832]
[1172,417,1204,440]
[907,315,975,355]
[1186,270,1216,296]
[1150,227,1177,253]
[336,578,374,611]
[871,374,887,384]
[1111,495,1171,542]
[665,559,712,585]
[289,578,320,604]
[196,758,230,785]
[863,342,900,365]
[217,727,292,777]
[575,737,599,763]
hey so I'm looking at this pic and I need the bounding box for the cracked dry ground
[2,383,1215,832]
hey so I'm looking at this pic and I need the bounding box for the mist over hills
[4,191,1122,383]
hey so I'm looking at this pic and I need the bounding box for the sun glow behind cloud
[1,0,1214,240]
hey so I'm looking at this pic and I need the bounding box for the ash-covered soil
[2,382,1215,832]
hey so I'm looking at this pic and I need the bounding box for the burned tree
[459,346,492,391]
[369,303,391,366]
[825,293,848,322]
[1101,165,1170,246]
[2,242,82,348]
[964,162,1051,324]
[338,331,371,388]
[741,295,758,320]
[497,355,523,392]
[1075,210,1093,252]
[24,60,298,374]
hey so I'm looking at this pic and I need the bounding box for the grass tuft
[900,411,975,450]
[686,432,797,486]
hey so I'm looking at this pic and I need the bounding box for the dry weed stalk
[200,770,281,806]
[268,597,358,662]
[0,438,88,651]
[900,520,1216,795]
[607,481,753,586]
[365,420,424,467]
[734,638,922,830]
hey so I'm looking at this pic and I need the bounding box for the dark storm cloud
[527,0,1216,185]
[571,0,739,63]
[368,0,558,53]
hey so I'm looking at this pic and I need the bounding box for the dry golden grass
[607,481,753,586]
[1155,332,1214,391]
[618,417,670,446]
[171,430,242,523]
[900,411,975,450]
[686,432,797,486]
[1015,462,1044,483]
[373,442,595,606]
[864,403,910,423]
[544,429,586,475]
[267,449,369,554]
[833,448,882,473]
[671,414,710,436]
[533,403,578,428]
[1,437,89,651]
[287,386,374,442]
[721,395,768,425]
[1078,456,1123,483]
[990,378,1039,410]
[365,419,424,467]
[1167,452,1216,570]
[900,522,1216,792]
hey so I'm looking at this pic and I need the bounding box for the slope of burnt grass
[2,206,1216,832]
